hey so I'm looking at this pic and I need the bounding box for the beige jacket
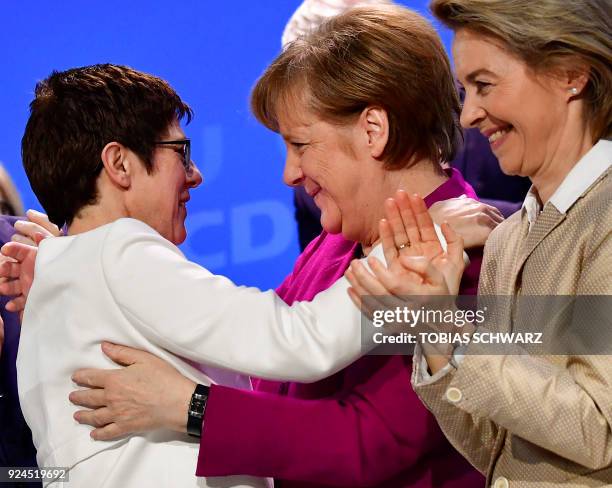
[413,165,612,487]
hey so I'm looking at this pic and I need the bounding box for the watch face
[189,398,206,416]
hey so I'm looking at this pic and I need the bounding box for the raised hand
[366,191,465,295]
[345,192,469,369]
[393,191,466,295]
[12,209,62,247]
[0,241,39,318]
[345,191,465,322]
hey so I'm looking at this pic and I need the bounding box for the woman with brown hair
[34,5,493,487]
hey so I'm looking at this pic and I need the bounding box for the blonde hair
[252,4,461,169]
[430,0,612,141]
[0,164,24,216]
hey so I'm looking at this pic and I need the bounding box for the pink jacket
[197,169,485,487]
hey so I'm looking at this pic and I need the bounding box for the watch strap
[187,384,209,437]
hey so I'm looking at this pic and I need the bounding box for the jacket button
[445,387,463,403]
[493,476,509,488]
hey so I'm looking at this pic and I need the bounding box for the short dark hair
[251,5,461,170]
[22,64,193,227]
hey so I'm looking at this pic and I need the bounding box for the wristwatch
[187,384,210,437]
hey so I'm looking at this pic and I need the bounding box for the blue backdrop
[0,1,451,290]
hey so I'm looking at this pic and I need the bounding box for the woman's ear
[360,106,389,159]
[100,142,132,189]
[560,60,590,101]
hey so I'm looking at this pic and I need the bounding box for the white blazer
[18,218,381,487]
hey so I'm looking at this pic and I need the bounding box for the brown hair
[430,0,612,141]
[22,64,192,226]
[251,4,461,169]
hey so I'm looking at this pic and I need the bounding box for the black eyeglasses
[92,139,193,175]
[155,139,192,174]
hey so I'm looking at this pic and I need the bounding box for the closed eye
[289,141,309,152]
[475,81,492,94]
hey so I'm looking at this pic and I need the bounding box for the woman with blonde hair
[0,164,24,216]
[348,0,612,486]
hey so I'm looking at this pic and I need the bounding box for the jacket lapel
[516,204,566,274]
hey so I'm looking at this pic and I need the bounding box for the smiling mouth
[179,195,190,209]
[485,125,512,145]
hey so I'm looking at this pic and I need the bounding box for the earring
[569,87,578,95]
